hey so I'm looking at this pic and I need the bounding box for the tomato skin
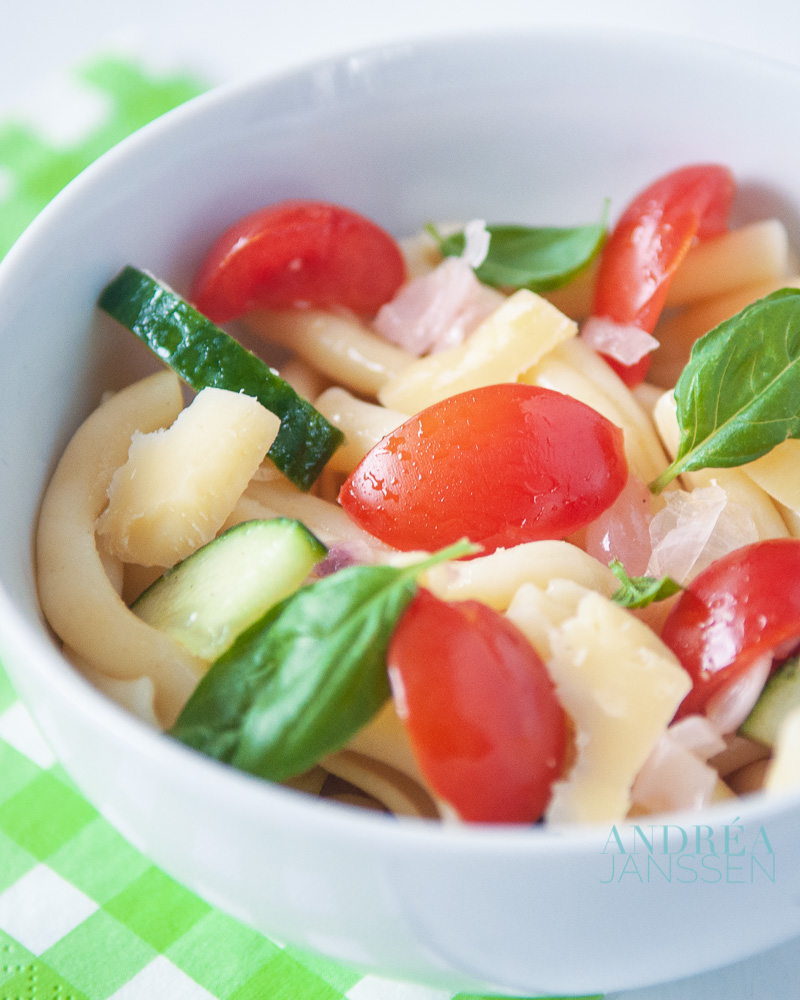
[340,383,628,554]
[191,200,406,323]
[388,589,567,823]
[591,164,735,386]
[661,539,800,718]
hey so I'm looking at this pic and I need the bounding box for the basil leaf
[170,540,475,781]
[609,560,683,609]
[431,208,607,293]
[651,289,800,494]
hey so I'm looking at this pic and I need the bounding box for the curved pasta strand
[241,478,390,552]
[321,749,440,819]
[344,700,426,786]
[36,371,206,727]
[244,309,414,397]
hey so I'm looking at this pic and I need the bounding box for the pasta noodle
[314,387,408,474]
[244,308,414,397]
[321,750,440,819]
[544,219,791,320]
[36,371,206,726]
[423,540,617,610]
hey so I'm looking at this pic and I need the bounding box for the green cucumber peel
[428,203,607,293]
[170,539,478,782]
[650,288,800,494]
[609,560,683,609]
[98,266,344,490]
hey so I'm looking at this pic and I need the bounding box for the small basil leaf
[651,289,800,494]
[609,560,683,609]
[431,208,607,293]
[170,540,476,782]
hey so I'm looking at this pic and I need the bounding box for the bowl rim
[2,25,800,855]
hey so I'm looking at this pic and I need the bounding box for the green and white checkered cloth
[0,57,601,1000]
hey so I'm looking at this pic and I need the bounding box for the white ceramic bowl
[2,30,800,996]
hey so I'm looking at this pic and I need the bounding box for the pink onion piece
[584,473,653,576]
[313,540,377,578]
[373,257,503,355]
[705,653,773,735]
[646,484,759,585]
[580,316,659,366]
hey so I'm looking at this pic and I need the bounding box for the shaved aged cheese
[378,289,577,413]
[507,583,691,823]
[97,387,279,568]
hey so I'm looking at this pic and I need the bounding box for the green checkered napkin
[0,58,602,1000]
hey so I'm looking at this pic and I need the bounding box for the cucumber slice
[98,266,344,490]
[133,518,326,660]
[739,654,800,748]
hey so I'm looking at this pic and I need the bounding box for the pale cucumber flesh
[133,518,326,660]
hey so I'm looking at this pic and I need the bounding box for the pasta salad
[35,165,800,824]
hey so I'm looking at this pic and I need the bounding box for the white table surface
[3,2,799,997]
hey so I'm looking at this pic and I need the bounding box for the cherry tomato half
[661,539,800,718]
[191,200,406,323]
[590,164,735,386]
[388,588,567,823]
[340,383,628,554]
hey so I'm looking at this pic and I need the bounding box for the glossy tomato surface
[388,588,567,823]
[191,200,406,322]
[661,538,800,717]
[591,164,735,385]
[340,383,628,554]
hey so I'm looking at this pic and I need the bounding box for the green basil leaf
[609,560,683,609]
[650,289,800,493]
[170,540,476,781]
[430,208,607,293]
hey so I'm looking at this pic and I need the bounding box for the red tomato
[190,200,406,323]
[661,539,800,718]
[339,383,628,554]
[388,588,567,823]
[590,164,735,386]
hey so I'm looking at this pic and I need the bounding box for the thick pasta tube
[378,289,577,413]
[97,387,280,568]
[651,275,800,389]
[545,220,791,321]
[343,700,425,786]
[507,582,691,823]
[520,351,663,484]
[244,309,414,397]
[241,478,390,552]
[553,337,670,477]
[423,540,617,611]
[36,371,206,727]
[663,218,790,308]
[314,387,408,473]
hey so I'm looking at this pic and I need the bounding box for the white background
[2,1,799,998]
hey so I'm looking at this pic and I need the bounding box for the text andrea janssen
[599,820,775,884]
